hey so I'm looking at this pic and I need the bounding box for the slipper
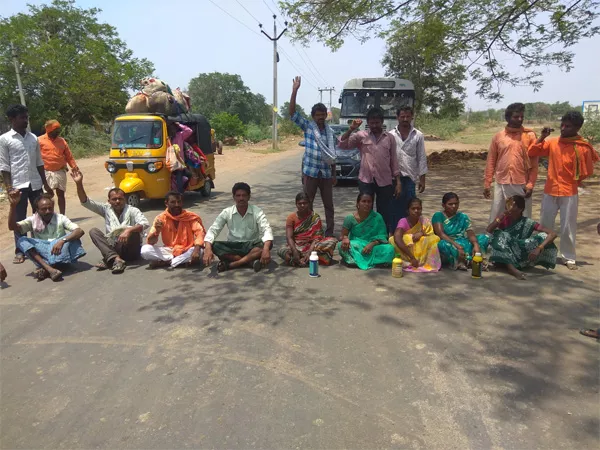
[33,268,49,281]
[566,261,578,270]
[111,260,126,274]
[253,260,263,273]
[217,261,229,273]
[456,262,468,271]
[49,269,63,282]
[95,261,109,271]
[13,253,25,264]
[579,329,599,339]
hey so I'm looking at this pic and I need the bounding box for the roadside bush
[278,118,302,136]
[64,123,110,159]
[415,114,466,139]
[245,123,271,143]
[581,118,600,144]
[211,112,246,141]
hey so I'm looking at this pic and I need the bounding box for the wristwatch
[61,238,68,242]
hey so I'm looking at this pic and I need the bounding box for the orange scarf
[558,135,598,181]
[162,209,203,256]
[506,126,535,171]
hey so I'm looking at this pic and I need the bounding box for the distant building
[582,100,600,118]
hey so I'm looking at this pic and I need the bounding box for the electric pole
[11,42,26,107]
[318,87,335,119]
[260,16,287,150]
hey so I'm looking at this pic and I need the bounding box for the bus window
[379,92,414,118]
[341,92,368,117]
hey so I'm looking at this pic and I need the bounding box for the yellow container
[392,257,403,278]
[472,252,483,278]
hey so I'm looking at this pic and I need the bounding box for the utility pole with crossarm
[260,16,287,150]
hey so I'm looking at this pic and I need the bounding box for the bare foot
[506,264,526,280]
[48,268,63,282]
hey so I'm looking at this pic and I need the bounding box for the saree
[490,216,557,270]
[432,211,490,268]
[337,211,395,270]
[277,212,337,265]
[389,217,441,272]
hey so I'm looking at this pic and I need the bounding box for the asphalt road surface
[1,149,599,449]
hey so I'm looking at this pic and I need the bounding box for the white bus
[339,78,415,131]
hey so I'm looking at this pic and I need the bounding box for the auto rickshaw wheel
[201,180,212,197]
[126,192,141,208]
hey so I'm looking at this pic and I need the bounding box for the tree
[331,107,341,123]
[211,112,246,140]
[281,0,599,102]
[279,101,307,136]
[382,14,465,116]
[187,72,270,125]
[0,0,153,131]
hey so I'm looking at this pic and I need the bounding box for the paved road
[1,149,599,449]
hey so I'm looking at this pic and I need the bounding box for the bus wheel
[126,192,141,208]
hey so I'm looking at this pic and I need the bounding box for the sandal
[253,260,263,273]
[95,261,109,271]
[33,268,49,281]
[579,329,599,339]
[566,261,578,270]
[111,260,126,274]
[48,269,63,282]
[13,253,25,264]
[217,261,230,273]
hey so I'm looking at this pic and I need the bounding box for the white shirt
[0,129,44,190]
[389,126,428,183]
[205,204,274,244]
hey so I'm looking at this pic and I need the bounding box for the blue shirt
[291,111,332,179]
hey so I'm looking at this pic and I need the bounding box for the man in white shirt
[389,106,428,231]
[0,104,53,264]
[203,182,274,273]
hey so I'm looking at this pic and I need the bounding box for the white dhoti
[489,183,532,223]
[539,194,578,263]
[140,245,202,267]
[46,169,68,191]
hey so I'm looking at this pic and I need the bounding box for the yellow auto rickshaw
[106,113,215,207]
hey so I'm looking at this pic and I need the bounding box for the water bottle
[309,251,319,277]
[472,252,483,279]
[392,257,403,278]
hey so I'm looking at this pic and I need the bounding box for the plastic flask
[392,257,403,278]
[309,251,319,277]
[472,252,483,279]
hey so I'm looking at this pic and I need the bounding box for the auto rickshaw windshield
[112,120,163,149]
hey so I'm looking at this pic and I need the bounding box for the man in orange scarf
[484,103,538,221]
[141,192,205,268]
[38,120,78,214]
[529,111,599,270]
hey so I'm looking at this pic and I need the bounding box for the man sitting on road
[71,169,149,274]
[38,120,79,215]
[141,192,205,268]
[203,182,274,273]
[8,191,85,282]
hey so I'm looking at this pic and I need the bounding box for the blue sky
[4,0,599,112]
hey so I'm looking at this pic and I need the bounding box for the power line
[234,0,262,25]
[300,47,330,86]
[277,45,319,89]
[207,0,262,39]
[262,0,277,16]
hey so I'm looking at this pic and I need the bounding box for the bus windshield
[112,120,163,149]
[341,90,415,118]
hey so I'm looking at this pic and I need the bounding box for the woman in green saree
[432,192,490,270]
[487,195,558,280]
[338,193,395,270]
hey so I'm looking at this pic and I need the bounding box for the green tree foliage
[279,101,307,136]
[581,118,600,144]
[382,13,466,117]
[211,112,246,140]
[331,107,341,123]
[0,0,153,131]
[187,72,271,125]
[281,0,599,102]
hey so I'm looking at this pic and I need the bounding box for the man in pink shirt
[338,107,401,233]
[483,103,538,222]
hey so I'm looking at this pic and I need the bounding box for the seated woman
[389,198,441,272]
[432,192,490,270]
[278,192,338,266]
[338,193,395,270]
[487,195,557,280]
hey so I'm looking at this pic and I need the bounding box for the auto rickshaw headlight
[147,161,163,173]
[105,161,117,173]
